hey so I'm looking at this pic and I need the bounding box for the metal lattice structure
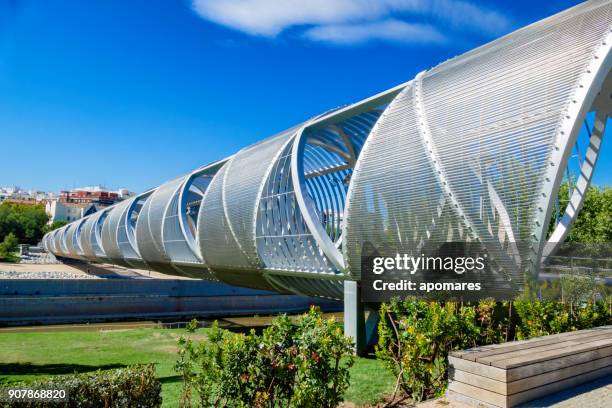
[43,1,611,301]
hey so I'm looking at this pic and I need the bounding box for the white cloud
[425,0,511,36]
[191,0,388,36]
[304,19,446,45]
[191,0,511,45]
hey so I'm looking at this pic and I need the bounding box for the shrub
[513,298,572,339]
[376,298,480,402]
[513,297,610,339]
[175,307,354,408]
[3,364,161,407]
[377,297,611,402]
[476,298,514,344]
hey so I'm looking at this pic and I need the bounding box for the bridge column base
[344,281,379,356]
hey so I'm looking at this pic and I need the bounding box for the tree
[548,183,612,243]
[0,232,19,261]
[0,202,49,245]
[44,220,68,234]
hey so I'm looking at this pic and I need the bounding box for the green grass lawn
[0,327,394,407]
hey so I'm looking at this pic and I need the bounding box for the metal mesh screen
[100,200,131,267]
[200,130,296,270]
[345,1,612,287]
[163,186,201,264]
[136,177,183,269]
[116,196,141,261]
[267,275,344,300]
[256,141,336,273]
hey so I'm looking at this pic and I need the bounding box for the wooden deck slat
[450,368,508,394]
[451,355,612,396]
[450,327,612,361]
[478,340,583,364]
[506,344,612,381]
[478,332,612,365]
[496,338,612,369]
[507,365,612,407]
[448,380,507,407]
[449,329,597,359]
[449,355,508,382]
[450,326,611,358]
[506,355,612,395]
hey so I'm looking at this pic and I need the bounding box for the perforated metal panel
[93,210,109,259]
[256,142,334,273]
[51,229,63,256]
[345,0,612,294]
[266,275,344,300]
[255,98,395,282]
[100,200,132,267]
[133,173,216,279]
[136,177,184,274]
[57,227,69,256]
[65,218,86,259]
[199,129,298,290]
[179,162,226,261]
[63,223,78,258]
[79,215,94,260]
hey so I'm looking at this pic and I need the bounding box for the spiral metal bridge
[42,0,612,346]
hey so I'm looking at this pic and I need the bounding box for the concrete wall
[0,279,341,325]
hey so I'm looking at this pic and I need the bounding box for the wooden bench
[447,326,612,407]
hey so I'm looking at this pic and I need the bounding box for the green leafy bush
[377,297,611,402]
[376,299,480,402]
[513,297,610,339]
[175,307,354,408]
[476,298,514,344]
[3,364,161,407]
[513,298,571,339]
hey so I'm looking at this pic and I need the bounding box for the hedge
[2,364,161,408]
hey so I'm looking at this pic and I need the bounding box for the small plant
[175,307,354,408]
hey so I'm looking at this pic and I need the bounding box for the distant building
[45,186,132,223]
[3,197,39,206]
[59,189,115,206]
[0,186,55,205]
[45,200,98,223]
[1,185,132,223]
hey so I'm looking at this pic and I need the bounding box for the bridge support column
[344,280,379,356]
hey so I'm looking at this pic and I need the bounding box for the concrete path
[0,261,192,280]
[516,375,612,408]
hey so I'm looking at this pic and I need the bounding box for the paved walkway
[0,261,191,280]
[517,376,612,408]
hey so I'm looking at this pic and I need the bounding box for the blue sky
[0,0,608,193]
